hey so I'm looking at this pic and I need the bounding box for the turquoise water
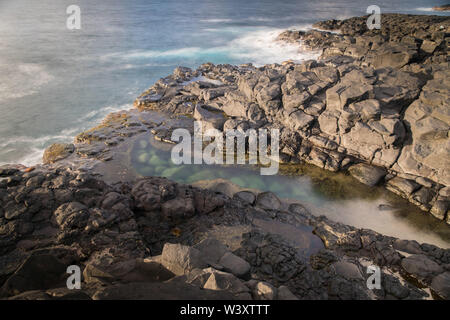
[0,0,448,165]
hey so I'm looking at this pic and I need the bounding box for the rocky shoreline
[135,13,450,222]
[0,13,449,300]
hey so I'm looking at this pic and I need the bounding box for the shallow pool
[94,132,450,248]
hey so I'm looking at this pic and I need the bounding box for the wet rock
[393,239,423,255]
[348,163,386,187]
[288,203,312,219]
[233,191,256,205]
[401,254,444,281]
[255,192,281,211]
[430,272,450,299]
[386,177,420,197]
[430,200,449,221]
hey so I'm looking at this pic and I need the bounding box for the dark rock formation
[0,164,449,300]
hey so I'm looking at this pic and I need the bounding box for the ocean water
[0,0,449,165]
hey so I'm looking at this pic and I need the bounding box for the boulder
[233,191,256,205]
[331,261,363,280]
[401,254,444,281]
[218,252,251,278]
[255,192,281,211]
[193,190,225,215]
[161,196,195,221]
[160,243,208,276]
[386,177,420,197]
[203,270,250,296]
[430,200,449,221]
[393,239,423,254]
[348,163,386,187]
[420,40,439,54]
[430,272,450,299]
[253,281,277,300]
[131,178,176,212]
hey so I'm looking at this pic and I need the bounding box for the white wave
[78,103,133,122]
[14,147,46,167]
[0,129,77,167]
[0,103,133,166]
[200,16,299,23]
[200,18,233,23]
[0,130,77,149]
[104,25,319,67]
[225,27,321,66]
[115,63,172,70]
[0,62,53,103]
[414,7,434,12]
[110,47,203,60]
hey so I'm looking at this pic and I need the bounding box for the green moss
[137,152,150,163]
[148,155,166,167]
